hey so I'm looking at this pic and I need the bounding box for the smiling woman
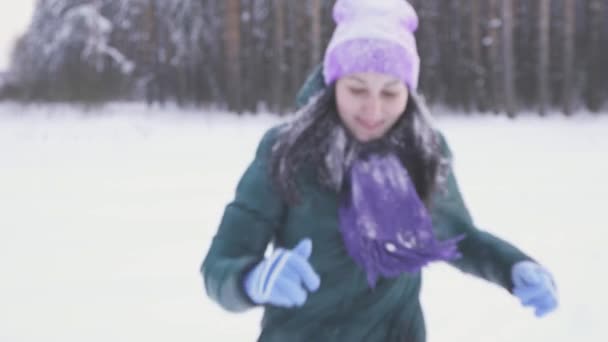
[0,1,35,71]
[201,1,558,341]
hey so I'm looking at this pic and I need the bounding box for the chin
[353,133,372,143]
[357,129,389,142]
[354,133,381,143]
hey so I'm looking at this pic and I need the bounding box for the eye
[381,91,398,99]
[349,88,367,96]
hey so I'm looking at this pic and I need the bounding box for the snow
[0,103,606,341]
[0,1,35,71]
[65,4,134,74]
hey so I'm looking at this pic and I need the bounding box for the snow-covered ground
[0,103,606,341]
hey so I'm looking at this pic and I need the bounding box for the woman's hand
[511,261,558,317]
[244,239,321,308]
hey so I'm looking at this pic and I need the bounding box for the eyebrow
[345,76,401,88]
[346,76,366,84]
[384,80,401,87]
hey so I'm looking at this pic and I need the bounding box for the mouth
[355,117,384,131]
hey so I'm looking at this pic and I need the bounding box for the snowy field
[0,103,606,342]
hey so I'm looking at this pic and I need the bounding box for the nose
[362,96,382,119]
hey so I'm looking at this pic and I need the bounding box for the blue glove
[511,261,558,317]
[244,238,321,307]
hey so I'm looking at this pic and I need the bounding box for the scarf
[338,152,463,288]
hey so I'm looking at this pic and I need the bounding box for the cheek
[336,91,360,122]
[385,104,405,122]
[385,97,408,122]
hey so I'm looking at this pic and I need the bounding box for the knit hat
[323,0,421,89]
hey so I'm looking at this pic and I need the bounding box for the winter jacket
[201,66,533,342]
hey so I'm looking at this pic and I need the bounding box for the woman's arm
[201,128,285,312]
[430,133,533,292]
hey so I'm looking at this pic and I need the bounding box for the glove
[244,238,321,308]
[511,261,558,317]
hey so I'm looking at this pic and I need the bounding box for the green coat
[201,67,532,341]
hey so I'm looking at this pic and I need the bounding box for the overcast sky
[0,1,35,71]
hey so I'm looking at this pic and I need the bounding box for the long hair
[270,84,450,208]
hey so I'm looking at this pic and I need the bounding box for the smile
[356,117,384,130]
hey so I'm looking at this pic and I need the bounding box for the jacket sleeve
[430,132,534,292]
[201,128,286,312]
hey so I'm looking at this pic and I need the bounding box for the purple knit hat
[323,0,420,89]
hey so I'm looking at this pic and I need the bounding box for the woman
[201,1,558,341]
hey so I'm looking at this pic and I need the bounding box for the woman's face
[335,72,409,142]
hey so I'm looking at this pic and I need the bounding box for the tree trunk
[502,0,516,117]
[145,0,159,106]
[272,0,285,113]
[585,0,603,112]
[224,0,242,112]
[240,0,252,111]
[470,0,486,111]
[418,0,441,103]
[310,0,322,68]
[562,0,575,115]
[250,0,264,110]
[487,0,502,113]
[515,0,535,108]
[442,0,463,108]
[289,1,302,107]
[538,0,550,115]
[200,0,224,105]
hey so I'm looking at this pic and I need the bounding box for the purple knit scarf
[338,153,463,288]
